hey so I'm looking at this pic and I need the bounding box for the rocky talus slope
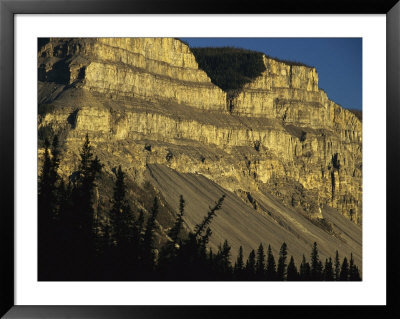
[38,38,362,266]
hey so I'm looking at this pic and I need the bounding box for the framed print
[1,0,399,318]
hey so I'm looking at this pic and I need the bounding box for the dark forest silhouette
[38,134,361,281]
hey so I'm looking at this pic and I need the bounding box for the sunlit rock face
[38,38,226,111]
[38,38,362,262]
[228,55,362,223]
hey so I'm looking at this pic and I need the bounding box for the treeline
[38,134,361,281]
[191,47,266,92]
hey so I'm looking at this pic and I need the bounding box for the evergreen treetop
[287,256,299,281]
[256,243,266,279]
[277,242,288,281]
[266,244,277,280]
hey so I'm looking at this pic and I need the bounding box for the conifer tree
[348,253,361,281]
[38,136,61,221]
[339,257,349,281]
[49,135,61,214]
[349,253,355,278]
[194,194,225,237]
[351,265,362,281]
[142,197,159,272]
[158,196,186,277]
[38,135,62,279]
[256,243,266,280]
[318,260,324,279]
[234,246,244,280]
[38,139,52,216]
[133,210,144,246]
[51,134,61,178]
[173,195,225,280]
[200,228,213,253]
[299,254,311,281]
[353,266,362,281]
[245,249,256,280]
[277,242,288,280]
[104,165,137,279]
[168,195,185,246]
[56,178,67,225]
[310,242,323,280]
[334,250,341,281]
[265,244,276,280]
[323,257,334,281]
[190,194,225,271]
[109,166,134,247]
[73,133,103,240]
[209,247,214,263]
[63,134,103,279]
[215,240,232,279]
[286,256,299,281]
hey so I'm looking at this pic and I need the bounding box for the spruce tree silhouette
[38,137,60,225]
[141,197,159,278]
[323,257,334,281]
[74,134,103,237]
[245,249,256,280]
[177,194,225,280]
[310,242,323,280]
[55,177,76,279]
[340,257,349,281]
[222,240,232,277]
[286,256,299,281]
[348,253,361,281]
[194,195,225,237]
[133,210,144,255]
[265,244,277,280]
[234,246,244,280]
[277,242,288,281]
[334,250,341,281]
[38,135,62,280]
[68,133,103,279]
[256,243,266,280]
[108,165,136,279]
[168,195,185,246]
[38,138,53,279]
[299,254,311,281]
[353,265,361,281]
[110,166,134,246]
[318,260,324,279]
[158,195,185,279]
[215,240,232,280]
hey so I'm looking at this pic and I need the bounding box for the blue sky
[180,38,362,111]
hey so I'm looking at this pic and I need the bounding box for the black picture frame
[1,0,399,318]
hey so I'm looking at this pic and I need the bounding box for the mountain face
[38,38,362,267]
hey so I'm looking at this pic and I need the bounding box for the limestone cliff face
[38,38,362,228]
[39,38,226,111]
[228,55,362,222]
